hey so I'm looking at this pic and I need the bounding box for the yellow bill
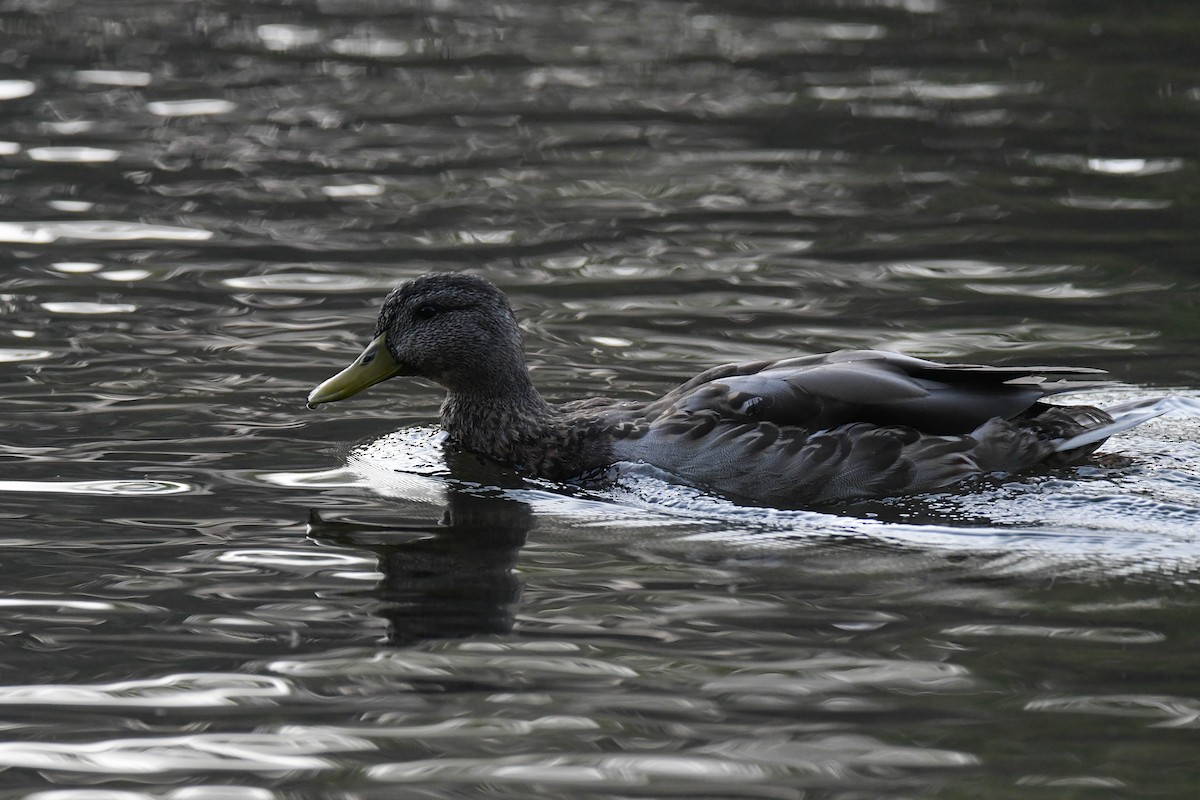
[307,333,403,407]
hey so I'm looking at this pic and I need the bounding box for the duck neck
[439,367,561,471]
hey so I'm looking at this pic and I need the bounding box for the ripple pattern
[0,0,1197,797]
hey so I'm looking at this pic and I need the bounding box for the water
[2,0,1200,796]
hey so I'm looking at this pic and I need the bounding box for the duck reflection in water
[307,486,531,646]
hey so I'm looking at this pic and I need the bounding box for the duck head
[307,272,527,407]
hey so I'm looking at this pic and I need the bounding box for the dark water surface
[3,0,1200,796]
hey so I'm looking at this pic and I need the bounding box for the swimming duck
[308,272,1153,506]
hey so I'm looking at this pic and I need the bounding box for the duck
[307,272,1158,506]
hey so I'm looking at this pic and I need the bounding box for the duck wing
[654,350,1109,434]
[610,351,1113,504]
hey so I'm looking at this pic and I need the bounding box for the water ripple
[25,791,275,800]
[964,281,1166,299]
[370,753,777,786]
[257,23,323,51]
[268,647,640,684]
[369,736,978,787]
[0,597,157,614]
[1031,153,1185,176]
[1058,195,1173,211]
[0,347,53,363]
[1017,775,1128,789]
[146,99,238,117]
[0,673,291,708]
[48,261,103,273]
[0,731,370,774]
[222,272,393,292]
[26,146,121,163]
[72,69,153,87]
[39,302,138,314]
[288,715,598,740]
[0,79,36,99]
[99,268,154,282]
[0,479,195,496]
[702,658,972,695]
[811,80,1039,102]
[0,221,213,244]
[1026,694,1200,727]
[942,624,1165,644]
[216,549,373,569]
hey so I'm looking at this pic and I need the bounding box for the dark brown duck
[308,272,1156,506]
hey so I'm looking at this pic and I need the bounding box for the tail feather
[1050,396,1200,453]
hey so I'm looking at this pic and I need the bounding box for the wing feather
[654,350,1110,435]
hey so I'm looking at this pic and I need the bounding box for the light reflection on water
[0,479,194,496]
[1,0,1199,796]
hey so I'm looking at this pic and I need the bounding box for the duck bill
[307,333,403,407]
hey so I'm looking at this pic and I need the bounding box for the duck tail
[1050,396,1191,453]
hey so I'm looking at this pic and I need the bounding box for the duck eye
[414,304,440,320]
